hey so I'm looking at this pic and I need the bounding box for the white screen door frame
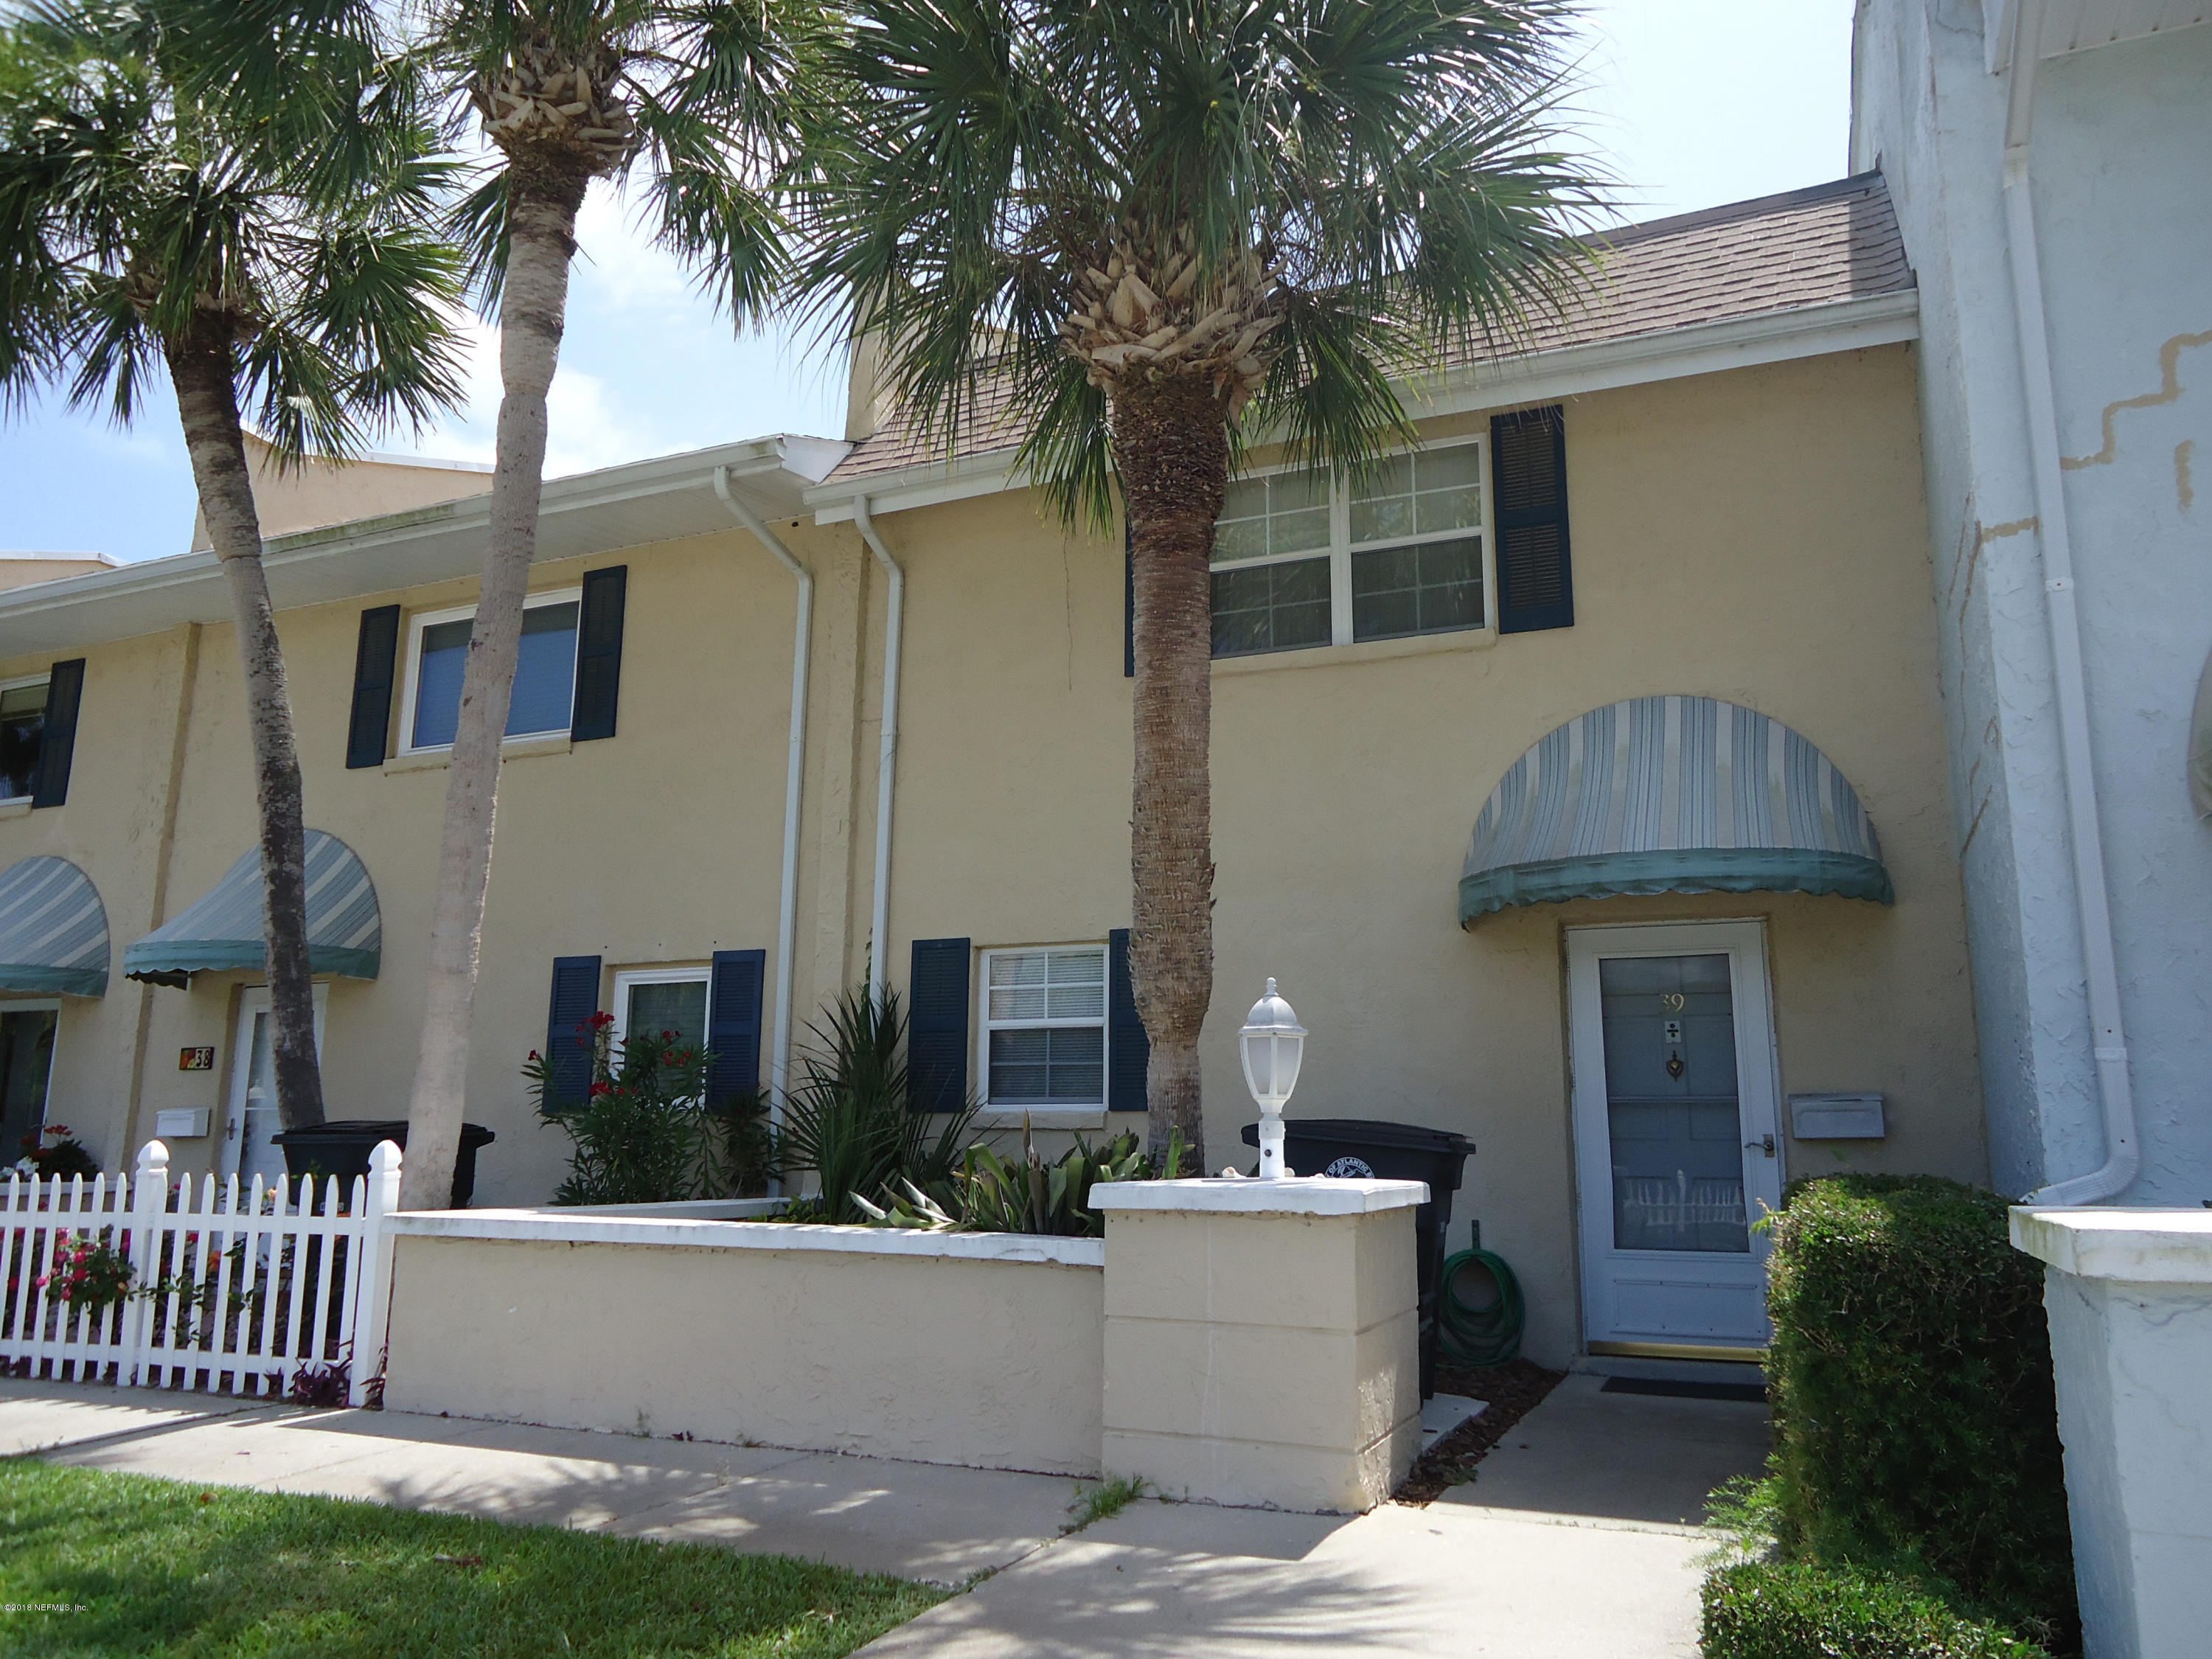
[1568,919,1784,1357]
[223,984,328,1183]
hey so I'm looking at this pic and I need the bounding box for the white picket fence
[1,1138,400,1407]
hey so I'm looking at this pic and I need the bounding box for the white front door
[1568,921,1784,1356]
[223,987,327,1186]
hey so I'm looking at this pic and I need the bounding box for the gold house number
[1660,993,1686,1011]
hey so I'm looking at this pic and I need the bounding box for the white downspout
[2001,0,2139,1205]
[713,465,811,1131]
[851,497,904,1011]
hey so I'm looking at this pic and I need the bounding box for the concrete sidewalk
[1,1370,1767,1657]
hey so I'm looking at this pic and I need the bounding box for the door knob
[1745,1135,1775,1157]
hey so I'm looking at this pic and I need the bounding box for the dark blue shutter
[1107,928,1149,1111]
[30,658,84,808]
[908,936,970,1113]
[707,948,766,1108]
[1123,520,1135,679]
[543,955,602,1111]
[570,565,627,742]
[346,605,401,768]
[1492,407,1573,634]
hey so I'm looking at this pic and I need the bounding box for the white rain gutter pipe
[713,465,810,1130]
[851,496,904,1012]
[2001,0,2139,1206]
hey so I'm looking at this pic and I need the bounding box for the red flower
[588,1082,612,1098]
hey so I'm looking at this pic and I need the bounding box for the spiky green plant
[777,987,974,1223]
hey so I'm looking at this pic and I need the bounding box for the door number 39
[1658,993,1686,1011]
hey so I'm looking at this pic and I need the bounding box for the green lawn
[0,1458,947,1658]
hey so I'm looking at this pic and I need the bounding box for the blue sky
[0,1,1855,564]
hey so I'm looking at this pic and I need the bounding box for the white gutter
[2002,0,2140,1206]
[713,466,812,1129]
[850,497,905,1010]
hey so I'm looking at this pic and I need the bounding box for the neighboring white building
[1854,0,2212,1205]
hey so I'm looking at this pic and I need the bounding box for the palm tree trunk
[1112,375,1231,1175]
[400,175,587,1211]
[165,324,325,1132]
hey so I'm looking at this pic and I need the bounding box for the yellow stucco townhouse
[0,173,1989,1368]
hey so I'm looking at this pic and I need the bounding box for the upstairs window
[1208,439,1487,658]
[401,590,580,754]
[980,945,1107,1107]
[0,679,48,801]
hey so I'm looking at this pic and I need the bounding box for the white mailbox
[153,1107,211,1140]
[1789,1093,1885,1139]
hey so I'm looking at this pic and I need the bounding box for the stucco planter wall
[2011,1207,2212,1659]
[378,1179,1427,1513]
[380,1212,1106,1476]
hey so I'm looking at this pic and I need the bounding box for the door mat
[1601,1376,1767,1403]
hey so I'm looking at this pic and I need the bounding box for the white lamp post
[1239,978,1307,1179]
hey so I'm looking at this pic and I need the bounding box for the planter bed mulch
[1392,1357,1567,1506]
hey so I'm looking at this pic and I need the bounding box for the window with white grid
[980,945,1107,1107]
[1208,439,1486,658]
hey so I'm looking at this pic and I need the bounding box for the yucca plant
[790,0,1604,1169]
[776,987,973,1223]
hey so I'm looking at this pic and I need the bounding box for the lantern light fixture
[1238,978,1307,1179]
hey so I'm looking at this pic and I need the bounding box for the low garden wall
[378,1177,1427,1512]
[380,1211,1106,1476]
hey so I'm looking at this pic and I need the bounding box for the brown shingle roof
[825,172,1912,486]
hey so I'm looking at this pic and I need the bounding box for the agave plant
[855,1119,1180,1237]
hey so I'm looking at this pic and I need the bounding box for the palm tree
[0,0,467,1135]
[791,0,1604,1169]
[184,0,828,1206]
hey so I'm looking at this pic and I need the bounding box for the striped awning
[0,857,108,996]
[125,830,380,986]
[1461,695,1893,923]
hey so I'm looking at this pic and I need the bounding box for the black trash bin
[271,1119,495,1208]
[1240,1116,1476,1399]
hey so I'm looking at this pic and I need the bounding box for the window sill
[971,1105,1113,1132]
[0,799,32,821]
[384,734,573,774]
[1211,626,1496,677]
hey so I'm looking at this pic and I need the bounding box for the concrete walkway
[1,1370,1768,1657]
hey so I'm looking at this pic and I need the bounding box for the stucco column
[2011,1208,2212,1659]
[1092,1176,1425,1514]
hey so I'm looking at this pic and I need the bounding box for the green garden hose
[1436,1247,1526,1367]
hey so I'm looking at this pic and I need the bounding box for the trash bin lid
[273,1118,496,1149]
[1239,1117,1475,1157]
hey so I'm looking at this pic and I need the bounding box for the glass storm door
[1568,922,1782,1356]
[223,988,324,1186]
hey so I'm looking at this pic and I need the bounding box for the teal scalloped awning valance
[1460,696,1894,925]
[124,830,381,987]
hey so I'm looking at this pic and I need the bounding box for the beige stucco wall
[873,344,1983,1367]
[4,341,1981,1368]
[187,436,491,551]
[0,556,116,592]
[381,1232,1105,1473]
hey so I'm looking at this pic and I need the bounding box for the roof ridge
[1597,172,1887,249]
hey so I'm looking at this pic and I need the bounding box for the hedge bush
[1704,1562,2053,1659]
[1761,1175,2076,1645]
